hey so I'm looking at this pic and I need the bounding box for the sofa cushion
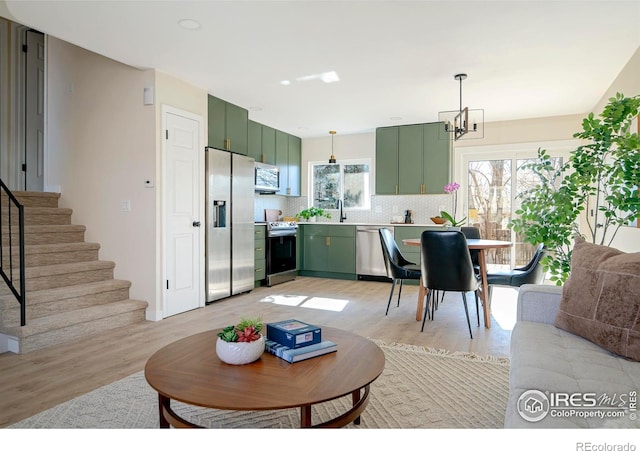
[554,237,640,361]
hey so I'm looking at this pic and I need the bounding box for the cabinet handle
[326,236,331,246]
[225,138,230,150]
[395,184,398,195]
[255,268,263,273]
[255,247,263,251]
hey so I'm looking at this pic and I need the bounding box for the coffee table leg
[300,405,312,428]
[352,388,361,425]
[158,393,170,428]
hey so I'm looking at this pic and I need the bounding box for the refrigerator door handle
[192,221,201,227]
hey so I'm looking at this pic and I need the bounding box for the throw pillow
[554,236,640,361]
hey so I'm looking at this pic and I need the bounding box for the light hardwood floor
[0,276,516,427]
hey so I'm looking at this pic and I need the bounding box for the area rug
[8,340,510,429]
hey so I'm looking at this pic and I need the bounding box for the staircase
[0,191,148,354]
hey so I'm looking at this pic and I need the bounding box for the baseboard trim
[0,332,19,354]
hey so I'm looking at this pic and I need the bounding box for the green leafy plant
[217,316,263,343]
[510,93,640,285]
[295,206,331,220]
[439,210,467,227]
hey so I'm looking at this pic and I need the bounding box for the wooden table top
[402,238,513,249]
[144,326,385,411]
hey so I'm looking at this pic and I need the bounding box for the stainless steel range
[265,221,298,286]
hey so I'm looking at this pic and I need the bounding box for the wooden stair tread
[1,242,100,254]
[0,279,131,306]
[3,299,148,337]
[22,260,115,278]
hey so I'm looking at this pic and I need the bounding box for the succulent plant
[217,316,263,343]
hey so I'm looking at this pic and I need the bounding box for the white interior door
[25,30,44,191]
[163,106,203,317]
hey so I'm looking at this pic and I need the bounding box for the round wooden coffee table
[144,326,385,428]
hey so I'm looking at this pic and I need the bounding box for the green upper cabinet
[275,130,289,196]
[375,127,399,195]
[423,122,450,194]
[248,120,262,162]
[261,125,276,165]
[207,95,248,155]
[375,122,451,195]
[273,129,301,196]
[287,135,301,197]
[398,124,424,194]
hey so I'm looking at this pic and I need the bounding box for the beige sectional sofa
[505,284,640,428]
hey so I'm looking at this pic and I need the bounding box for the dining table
[401,238,513,329]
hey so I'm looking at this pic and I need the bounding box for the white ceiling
[4,0,640,138]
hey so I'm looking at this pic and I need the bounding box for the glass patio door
[460,142,573,270]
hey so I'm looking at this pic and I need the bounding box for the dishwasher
[356,225,393,281]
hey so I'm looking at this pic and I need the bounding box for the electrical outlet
[121,200,131,212]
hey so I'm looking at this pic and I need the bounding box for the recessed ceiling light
[249,106,262,111]
[390,116,403,121]
[295,71,340,84]
[280,80,291,86]
[178,19,201,30]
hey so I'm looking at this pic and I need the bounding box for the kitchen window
[309,159,371,210]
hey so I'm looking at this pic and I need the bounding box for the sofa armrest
[516,284,563,325]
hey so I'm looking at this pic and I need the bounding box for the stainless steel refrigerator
[205,147,255,302]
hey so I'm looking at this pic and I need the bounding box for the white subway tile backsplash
[255,194,454,224]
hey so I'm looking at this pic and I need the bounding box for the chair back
[460,226,481,240]
[379,227,415,279]
[420,230,479,292]
[513,244,547,285]
[460,226,481,267]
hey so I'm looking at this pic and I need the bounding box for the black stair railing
[0,180,26,326]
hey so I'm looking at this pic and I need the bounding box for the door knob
[192,221,201,227]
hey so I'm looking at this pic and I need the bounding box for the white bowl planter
[216,334,265,365]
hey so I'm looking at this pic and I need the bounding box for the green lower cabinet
[254,225,266,286]
[299,225,356,279]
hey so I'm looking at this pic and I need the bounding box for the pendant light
[328,130,337,164]
[438,73,484,140]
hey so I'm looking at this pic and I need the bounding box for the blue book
[264,339,337,363]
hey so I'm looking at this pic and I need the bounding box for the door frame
[161,104,205,318]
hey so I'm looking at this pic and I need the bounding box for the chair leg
[385,279,397,315]
[461,292,473,339]
[421,291,433,332]
[431,290,436,321]
[475,290,480,327]
[397,280,403,307]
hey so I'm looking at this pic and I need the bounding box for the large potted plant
[510,93,640,285]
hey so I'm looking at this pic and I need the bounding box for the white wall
[591,45,640,252]
[46,37,158,314]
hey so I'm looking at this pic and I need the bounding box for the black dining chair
[460,226,481,274]
[432,226,481,310]
[420,230,480,339]
[486,244,546,301]
[379,227,422,315]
